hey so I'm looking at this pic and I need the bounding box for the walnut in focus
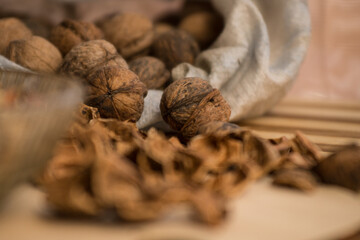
[85,66,147,122]
[0,18,32,54]
[129,56,170,89]
[101,13,154,59]
[4,36,62,73]
[59,40,128,78]
[160,77,231,139]
[50,19,104,56]
[179,11,223,49]
[152,29,199,70]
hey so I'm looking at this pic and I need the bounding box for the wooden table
[0,99,359,240]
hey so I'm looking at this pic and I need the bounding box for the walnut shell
[0,17,32,54]
[50,19,104,56]
[179,11,223,49]
[152,29,199,70]
[160,77,231,139]
[129,56,170,89]
[85,66,147,122]
[59,40,128,78]
[101,13,154,59]
[4,36,62,73]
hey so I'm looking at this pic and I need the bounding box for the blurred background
[0,0,359,100]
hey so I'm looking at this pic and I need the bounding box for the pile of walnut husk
[1,3,359,225]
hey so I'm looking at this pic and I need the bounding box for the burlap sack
[137,0,311,128]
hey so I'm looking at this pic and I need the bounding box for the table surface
[1,99,360,240]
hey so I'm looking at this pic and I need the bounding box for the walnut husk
[59,40,128,78]
[0,17,32,54]
[151,29,200,70]
[101,13,154,59]
[85,66,147,122]
[160,77,231,139]
[129,56,170,89]
[50,19,104,56]
[4,36,62,73]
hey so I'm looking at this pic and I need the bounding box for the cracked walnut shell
[160,77,231,139]
[85,66,147,122]
[50,19,103,56]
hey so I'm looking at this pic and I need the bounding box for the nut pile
[1,7,360,226]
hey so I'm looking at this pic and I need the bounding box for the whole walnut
[85,66,147,122]
[179,11,223,49]
[0,18,32,54]
[160,77,231,139]
[101,13,154,59]
[4,36,62,73]
[59,40,128,78]
[129,56,170,89]
[152,29,199,70]
[50,19,104,56]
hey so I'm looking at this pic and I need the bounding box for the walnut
[0,17,32,54]
[101,13,154,59]
[151,29,200,70]
[129,56,170,89]
[179,11,223,49]
[4,36,62,73]
[85,66,147,122]
[315,145,360,192]
[160,77,231,139]
[59,40,128,78]
[50,19,104,56]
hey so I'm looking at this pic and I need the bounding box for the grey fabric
[137,0,311,129]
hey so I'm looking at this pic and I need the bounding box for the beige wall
[289,0,360,100]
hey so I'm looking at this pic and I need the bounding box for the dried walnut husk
[101,13,154,59]
[0,17,32,54]
[85,66,147,122]
[129,56,170,89]
[315,145,360,192]
[160,77,231,139]
[152,29,200,70]
[50,19,103,56]
[59,40,128,79]
[5,36,62,73]
[179,11,223,49]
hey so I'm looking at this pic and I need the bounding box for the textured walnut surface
[59,40,128,78]
[160,77,231,139]
[4,36,62,73]
[50,19,103,56]
[85,66,147,122]
[0,17,32,54]
[129,56,170,89]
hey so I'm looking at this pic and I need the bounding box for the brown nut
[160,77,231,139]
[0,17,32,54]
[59,40,128,78]
[50,19,104,56]
[179,11,223,49]
[4,36,62,73]
[101,13,154,59]
[152,29,199,70]
[85,66,147,122]
[129,56,170,89]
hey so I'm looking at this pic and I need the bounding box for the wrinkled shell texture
[129,56,170,89]
[59,40,128,78]
[0,18,32,54]
[5,36,62,73]
[50,19,104,56]
[160,77,231,138]
[152,29,199,70]
[85,66,147,122]
[179,11,223,49]
[101,13,154,59]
